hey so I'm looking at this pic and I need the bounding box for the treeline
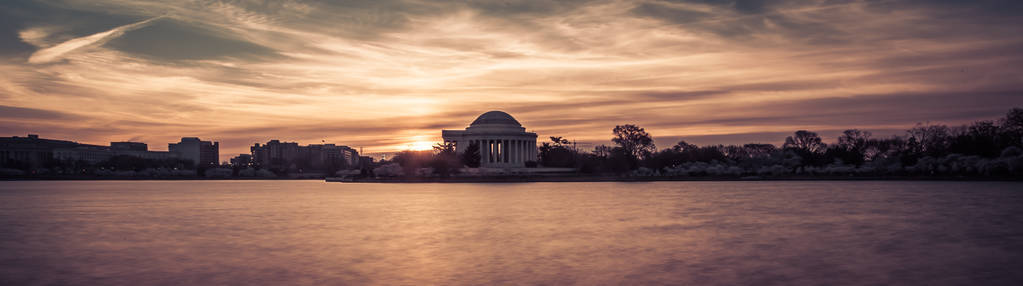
[544,108,1023,178]
[377,143,462,177]
[377,107,1023,179]
[249,158,352,177]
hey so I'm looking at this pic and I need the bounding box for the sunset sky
[2,0,1021,161]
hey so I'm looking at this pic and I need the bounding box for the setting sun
[407,141,435,151]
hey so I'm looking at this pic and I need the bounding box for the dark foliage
[612,124,656,159]
[431,142,461,177]
[461,141,481,168]
[539,136,577,167]
[546,108,1023,178]
[383,143,463,177]
[391,150,434,175]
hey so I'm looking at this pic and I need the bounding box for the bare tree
[783,130,826,153]
[612,124,656,159]
[837,129,872,151]
[672,140,697,152]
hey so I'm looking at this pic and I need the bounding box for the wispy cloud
[27,16,162,64]
[0,0,1021,159]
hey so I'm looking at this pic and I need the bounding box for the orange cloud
[1,0,1022,161]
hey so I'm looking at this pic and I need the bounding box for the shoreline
[0,177,324,181]
[333,176,1023,183]
[5,176,1019,182]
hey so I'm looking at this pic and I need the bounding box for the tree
[1002,108,1023,132]
[830,129,873,165]
[612,124,656,159]
[742,144,776,158]
[549,136,570,147]
[391,150,433,175]
[604,146,636,173]
[837,129,872,152]
[906,123,952,156]
[433,142,455,156]
[949,121,1000,157]
[592,144,614,158]
[672,140,697,152]
[460,141,481,168]
[783,130,828,166]
[539,136,576,167]
[431,143,461,177]
[783,130,826,153]
[999,108,1023,149]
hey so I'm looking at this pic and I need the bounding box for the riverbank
[0,176,323,181]
[332,175,1022,183]
[3,175,1020,182]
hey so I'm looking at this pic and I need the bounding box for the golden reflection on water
[1,180,1022,285]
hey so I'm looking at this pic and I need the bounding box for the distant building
[1,134,96,168]
[250,140,359,171]
[442,111,537,168]
[2,135,177,168]
[53,146,114,164]
[230,154,252,167]
[169,137,219,168]
[308,144,359,170]
[111,142,148,151]
[106,141,176,161]
[357,156,374,169]
[54,141,177,164]
[251,140,300,169]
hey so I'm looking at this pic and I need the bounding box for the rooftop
[470,111,521,127]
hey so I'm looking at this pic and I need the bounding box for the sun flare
[407,141,435,151]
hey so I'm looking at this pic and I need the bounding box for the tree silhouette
[612,124,656,159]
[461,141,481,168]
[672,140,697,152]
[783,130,826,153]
[1000,108,1023,147]
[431,143,461,177]
[539,136,577,167]
[829,129,873,165]
[907,123,952,156]
[1003,108,1023,132]
[837,129,871,151]
[742,144,776,158]
[433,142,455,155]
[592,144,614,158]
[950,121,999,157]
[549,136,570,146]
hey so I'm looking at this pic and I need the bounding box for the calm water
[1,180,1022,285]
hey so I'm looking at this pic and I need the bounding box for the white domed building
[442,111,538,168]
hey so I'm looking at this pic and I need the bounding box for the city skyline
[4,105,1018,164]
[2,1,1023,161]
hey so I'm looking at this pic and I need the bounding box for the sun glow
[407,141,435,151]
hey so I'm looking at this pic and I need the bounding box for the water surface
[1,180,1021,285]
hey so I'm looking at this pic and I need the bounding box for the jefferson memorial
[442,111,538,168]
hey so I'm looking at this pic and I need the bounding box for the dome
[470,111,521,127]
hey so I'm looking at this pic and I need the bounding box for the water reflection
[1,181,1021,285]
